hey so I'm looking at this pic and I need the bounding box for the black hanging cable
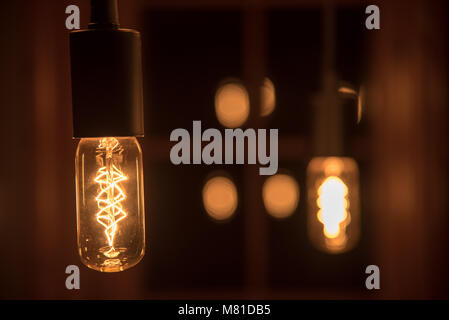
[314,0,343,156]
[89,0,119,29]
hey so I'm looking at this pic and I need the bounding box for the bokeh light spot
[260,77,276,116]
[203,176,238,221]
[215,82,250,128]
[263,174,300,218]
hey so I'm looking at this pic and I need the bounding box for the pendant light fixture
[70,0,145,272]
[307,1,361,254]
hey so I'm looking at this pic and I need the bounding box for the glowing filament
[317,176,349,239]
[95,139,127,258]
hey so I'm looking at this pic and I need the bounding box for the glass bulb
[75,137,145,272]
[306,157,360,254]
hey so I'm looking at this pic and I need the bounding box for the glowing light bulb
[260,77,276,117]
[215,81,250,128]
[75,137,145,272]
[202,176,238,221]
[307,157,360,253]
[262,173,299,218]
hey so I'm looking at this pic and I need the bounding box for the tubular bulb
[307,157,360,254]
[75,137,145,272]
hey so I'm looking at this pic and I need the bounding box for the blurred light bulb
[75,137,145,272]
[307,157,360,253]
[263,173,299,218]
[260,77,276,117]
[215,82,250,128]
[202,176,238,221]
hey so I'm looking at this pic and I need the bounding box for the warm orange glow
[76,137,145,272]
[317,176,348,239]
[307,157,360,254]
[338,85,363,124]
[260,77,276,116]
[95,138,128,258]
[357,86,364,124]
[323,157,344,176]
[338,86,357,95]
[263,174,299,218]
[203,176,238,220]
[215,82,250,128]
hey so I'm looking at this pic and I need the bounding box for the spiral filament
[95,138,127,258]
[316,176,350,248]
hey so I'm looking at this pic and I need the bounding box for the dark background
[0,0,448,299]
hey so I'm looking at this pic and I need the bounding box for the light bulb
[202,176,238,221]
[306,157,360,253]
[262,173,299,219]
[260,77,276,117]
[75,137,145,272]
[215,81,250,128]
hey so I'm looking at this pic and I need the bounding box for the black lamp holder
[70,0,144,138]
